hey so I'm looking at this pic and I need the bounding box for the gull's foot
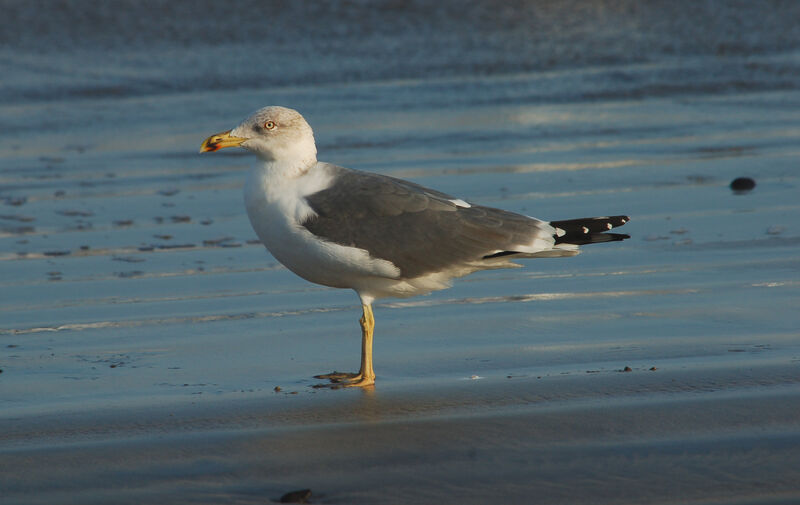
[340,375,375,388]
[312,371,375,388]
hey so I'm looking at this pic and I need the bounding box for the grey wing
[301,166,556,279]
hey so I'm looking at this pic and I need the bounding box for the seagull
[200,106,629,388]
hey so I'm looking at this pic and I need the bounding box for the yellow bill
[199,130,248,153]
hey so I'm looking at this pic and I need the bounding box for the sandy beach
[2,1,800,503]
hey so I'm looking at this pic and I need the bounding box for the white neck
[260,158,316,179]
[246,136,318,174]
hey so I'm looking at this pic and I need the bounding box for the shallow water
[2,1,800,504]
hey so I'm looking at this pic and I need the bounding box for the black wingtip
[551,215,631,246]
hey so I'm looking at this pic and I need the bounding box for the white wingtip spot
[449,199,471,208]
[606,223,613,230]
[555,227,566,237]
[581,226,589,234]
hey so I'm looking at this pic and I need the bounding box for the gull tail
[550,215,630,246]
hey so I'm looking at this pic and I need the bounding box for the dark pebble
[112,256,145,263]
[156,243,195,250]
[43,250,71,257]
[0,214,35,223]
[730,177,756,192]
[202,236,235,246]
[57,209,94,217]
[622,366,633,372]
[117,271,144,278]
[4,197,27,206]
[280,489,312,503]
[6,226,35,234]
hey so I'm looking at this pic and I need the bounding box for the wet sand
[3,376,800,504]
[2,1,800,503]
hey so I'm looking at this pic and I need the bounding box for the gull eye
[264,121,276,130]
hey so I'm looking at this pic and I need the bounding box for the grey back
[301,165,553,279]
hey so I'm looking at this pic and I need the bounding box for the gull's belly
[254,212,396,289]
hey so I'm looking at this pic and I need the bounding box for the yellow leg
[354,303,376,386]
[313,303,376,388]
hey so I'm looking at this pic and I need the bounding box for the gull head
[200,106,317,166]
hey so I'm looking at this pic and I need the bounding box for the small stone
[730,177,756,193]
[622,366,633,372]
[649,367,657,371]
[112,256,145,263]
[116,271,144,278]
[202,236,235,246]
[4,197,27,207]
[0,214,35,223]
[280,489,312,503]
[274,386,282,392]
[156,243,195,250]
[57,209,94,217]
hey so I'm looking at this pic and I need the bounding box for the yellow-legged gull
[201,106,629,388]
